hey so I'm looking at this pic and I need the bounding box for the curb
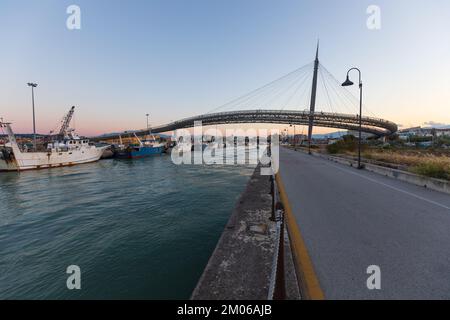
[317,153,450,195]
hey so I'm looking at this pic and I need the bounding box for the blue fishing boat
[130,144,164,158]
[113,133,164,159]
[114,143,164,159]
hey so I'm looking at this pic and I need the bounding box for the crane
[58,106,75,139]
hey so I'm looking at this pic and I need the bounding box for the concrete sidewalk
[192,165,300,300]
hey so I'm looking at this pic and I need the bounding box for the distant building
[435,128,450,137]
[347,130,375,140]
[397,126,450,140]
[397,127,432,140]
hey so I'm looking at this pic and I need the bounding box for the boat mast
[133,132,143,146]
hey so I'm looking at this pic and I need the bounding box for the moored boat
[112,133,164,159]
[0,107,108,172]
[0,123,107,171]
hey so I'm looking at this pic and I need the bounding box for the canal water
[0,152,256,299]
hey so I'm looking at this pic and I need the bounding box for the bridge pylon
[308,41,320,154]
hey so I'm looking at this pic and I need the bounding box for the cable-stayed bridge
[149,110,396,137]
[96,44,397,140]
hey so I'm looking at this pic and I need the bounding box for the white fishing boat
[0,107,108,172]
[142,134,165,149]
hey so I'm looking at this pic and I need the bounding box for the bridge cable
[296,72,313,111]
[319,63,360,115]
[280,67,314,111]
[324,67,356,115]
[321,64,362,114]
[265,65,313,109]
[318,66,335,114]
[206,62,313,114]
[222,66,306,112]
[235,62,312,111]
[320,64,378,118]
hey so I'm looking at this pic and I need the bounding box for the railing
[267,172,286,300]
[93,109,398,140]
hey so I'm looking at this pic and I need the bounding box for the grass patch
[327,143,450,181]
[362,150,450,180]
[410,160,450,180]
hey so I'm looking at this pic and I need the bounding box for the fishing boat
[0,107,108,172]
[113,133,164,159]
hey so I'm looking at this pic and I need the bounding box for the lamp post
[146,114,149,131]
[342,68,363,169]
[27,82,38,151]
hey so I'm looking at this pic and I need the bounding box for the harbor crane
[57,106,75,139]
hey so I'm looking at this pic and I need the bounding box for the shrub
[410,160,450,180]
[326,135,358,154]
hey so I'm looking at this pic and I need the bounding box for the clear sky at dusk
[1,0,449,135]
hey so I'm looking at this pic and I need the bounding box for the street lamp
[342,68,363,169]
[27,82,38,151]
[146,113,149,130]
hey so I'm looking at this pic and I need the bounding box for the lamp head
[341,76,354,87]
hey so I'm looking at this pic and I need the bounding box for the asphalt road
[279,147,450,299]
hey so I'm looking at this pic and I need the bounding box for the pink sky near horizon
[2,1,450,137]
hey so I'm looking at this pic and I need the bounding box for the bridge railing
[94,109,397,140]
[160,109,397,131]
[268,170,286,300]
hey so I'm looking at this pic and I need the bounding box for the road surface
[279,147,450,299]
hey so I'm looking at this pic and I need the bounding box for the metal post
[270,175,275,221]
[341,68,363,169]
[32,86,36,150]
[294,124,296,151]
[27,82,38,151]
[274,213,286,300]
[358,80,363,169]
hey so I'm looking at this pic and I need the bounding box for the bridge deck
[279,147,450,299]
[93,110,397,141]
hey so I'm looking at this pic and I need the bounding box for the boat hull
[114,146,164,159]
[0,146,106,172]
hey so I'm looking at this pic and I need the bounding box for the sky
[1,0,449,136]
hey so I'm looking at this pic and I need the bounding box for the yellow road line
[276,173,325,300]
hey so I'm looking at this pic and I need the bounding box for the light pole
[146,114,149,131]
[27,82,38,151]
[342,68,363,169]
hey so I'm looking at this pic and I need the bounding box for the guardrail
[315,152,450,195]
[267,172,286,300]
